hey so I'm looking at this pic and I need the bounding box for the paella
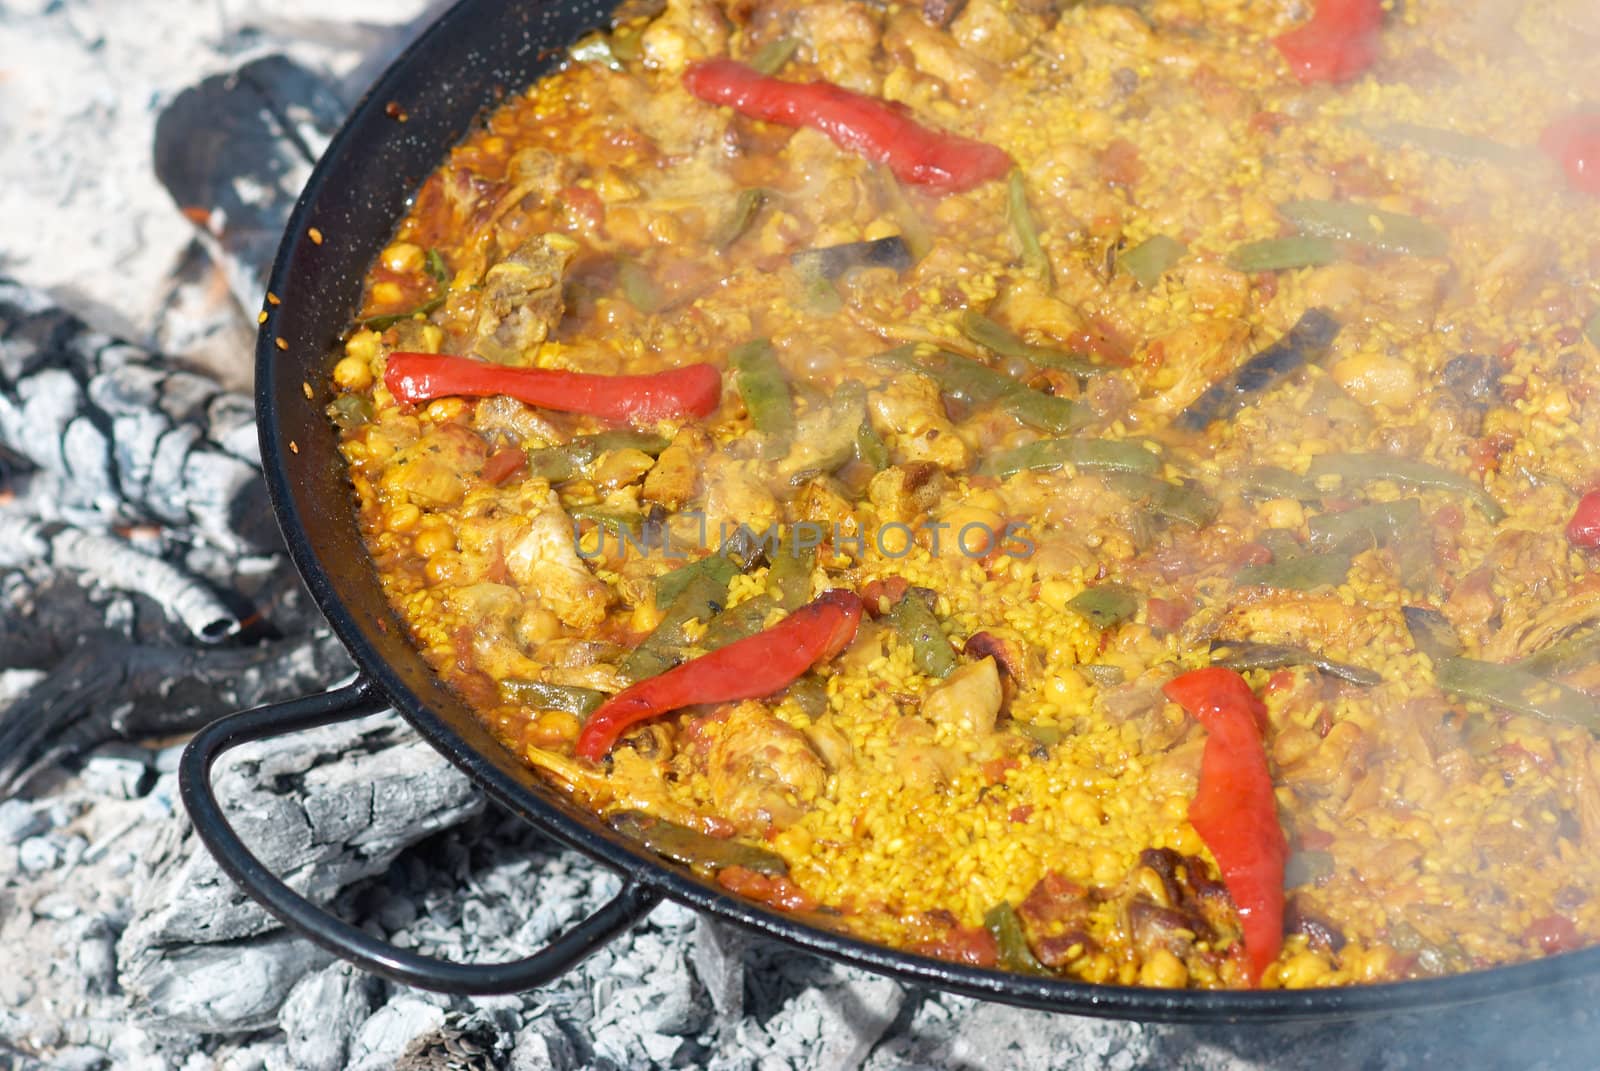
[325,0,1600,989]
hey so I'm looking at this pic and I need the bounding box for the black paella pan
[177,0,1600,1022]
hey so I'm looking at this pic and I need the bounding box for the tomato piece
[1567,491,1600,550]
[1541,113,1600,197]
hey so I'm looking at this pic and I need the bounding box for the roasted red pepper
[1567,490,1600,550]
[1162,667,1287,986]
[384,352,721,424]
[1540,113,1600,197]
[576,590,863,761]
[682,59,1012,195]
[1272,0,1384,85]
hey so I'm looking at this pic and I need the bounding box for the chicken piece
[866,462,947,523]
[472,395,564,449]
[707,701,826,831]
[702,454,781,536]
[1139,317,1251,417]
[867,374,973,473]
[798,2,884,94]
[379,423,488,509]
[1485,587,1600,663]
[792,477,857,528]
[472,234,579,365]
[1275,720,1371,805]
[892,714,960,790]
[883,10,998,105]
[1192,591,1405,662]
[487,147,574,231]
[1172,261,1249,316]
[950,0,1032,64]
[447,582,544,681]
[922,657,1003,735]
[525,744,691,822]
[991,285,1089,349]
[639,0,730,74]
[505,497,614,629]
[642,427,709,509]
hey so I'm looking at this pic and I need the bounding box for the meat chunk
[797,2,884,94]
[867,374,973,473]
[702,454,780,536]
[505,497,614,629]
[866,462,947,522]
[883,10,997,105]
[639,0,730,74]
[379,423,488,509]
[708,701,826,830]
[642,426,709,510]
[921,657,1003,735]
[472,234,579,364]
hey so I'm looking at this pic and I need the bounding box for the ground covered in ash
[7,2,1600,1069]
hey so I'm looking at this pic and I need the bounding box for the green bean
[499,679,605,716]
[1284,850,1335,889]
[729,339,794,457]
[1308,498,1423,552]
[361,293,446,330]
[749,35,799,75]
[1585,310,1600,349]
[527,430,671,483]
[1007,169,1052,285]
[610,811,789,875]
[786,676,830,718]
[1280,199,1449,258]
[1105,473,1217,528]
[886,591,957,678]
[329,394,374,429]
[1518,629,1600,679]
[1435,657,1600,733]
[618,259,665,312]
[984,437,1159,479]
[711,188,768,249]
[1066,585,1138,630]
[801,274,843,315]
[1226,236,1340,273]
[854,419,890,471]
[984,901,1048,975]
[1363,121,1528,165]
[784,381,870,480]
[1306,453,1505,524]
[1017,721,1065,747]
[625,571,729,681]
[873,347,1090,434]
[959,311,1101,377]
[1211,641,1381,686]
[568,504,644,538]
[767,527,817,611]
[1119,234,1186,289]
[654,527,764,609]
[425,248,450,285]
[1402,606,1463,661]
[701,594,779,651]
[1233,466,1321,501]
[1235,552,1352,591]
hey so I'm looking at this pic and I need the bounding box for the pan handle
[177,677,662,994]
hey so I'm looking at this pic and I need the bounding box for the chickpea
[517,607,563,648]
[1331,350,1420,409]
[381,242,425,274]
[527,710,581,748]
[333,354,373,392]
[344,329,380,363]
[1138,949,1189,988]
[413,526,455,559]
[1257,497,1306,531]
[425,397,468,424]
[386,502,422,533]
[370,280,405,306]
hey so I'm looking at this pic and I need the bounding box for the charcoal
[346,996,449,1071]
[79,745,155,800]
[0,798,49,844]
[278,964,379,1071]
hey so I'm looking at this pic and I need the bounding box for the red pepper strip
[1272,0,1384,85]
[1162,667,1287,987]
[1568,490,1600,550]
[683,59,1012,196]
[576,590,863,761]
[384,352,721,424]
[1540,113,1600,198]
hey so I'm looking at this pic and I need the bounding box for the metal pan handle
[177,677,662,994]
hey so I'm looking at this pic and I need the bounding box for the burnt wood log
[117,710,483,1032]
